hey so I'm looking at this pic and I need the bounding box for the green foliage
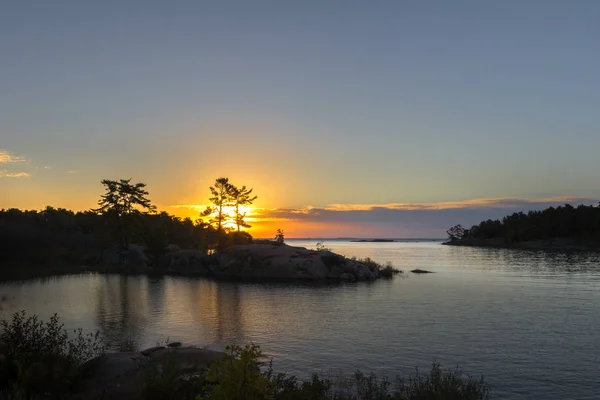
[193,344,489,400]
[0,311,105,399]
[274,229,285,244]
[198,344,274,400]
[143,352,207,400]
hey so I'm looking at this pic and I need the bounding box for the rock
[147,347,225,371]
[167,341,182,348]
[205,244,378,281]
[75,348,225,400]
[339,273,356,281]
[410,269,434,274]
[139,346,164,356]
[75,352,145,400]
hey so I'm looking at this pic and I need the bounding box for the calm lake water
[1,240,600,399]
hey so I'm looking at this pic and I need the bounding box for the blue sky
[1,1,599,236]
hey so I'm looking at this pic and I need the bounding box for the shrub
[315,241,331,252]
[199,344,274,400]
[0,311,105,398]
[142,351,207,400]
[395,362,490,400]
[195,344,490,400]
[354,258,401,278]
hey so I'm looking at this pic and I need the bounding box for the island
[443,203,600,252]
[100,241,400,281]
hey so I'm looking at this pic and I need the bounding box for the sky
[1,1,600,238]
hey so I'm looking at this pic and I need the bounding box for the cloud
[0,150,25,165]
[250,197,600,238]
[323,196,594,211]
[170,196,600,238]
[67,170,78,174]
[0,171,30,178]
[0,149,30,178]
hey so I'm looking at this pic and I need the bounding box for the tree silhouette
[95,179,156,248]
[208,177,232,231]
[228,185,257,232]
[446,224,465,241]
[274,229,285,244]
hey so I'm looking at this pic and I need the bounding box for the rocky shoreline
[98,243,392,281]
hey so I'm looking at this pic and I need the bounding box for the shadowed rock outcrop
[162,244,381,281]
[75,346,224,400]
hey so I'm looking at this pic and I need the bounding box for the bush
[395,362,490,400]
[353,258,401,278]
[193,344,490,400]
[143,351,207,400]
[199,344,274,400]
[0,311,105,398]
[315,241,331,252]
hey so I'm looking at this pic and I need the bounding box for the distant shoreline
[442,237,600,253]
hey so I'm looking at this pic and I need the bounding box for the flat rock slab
[148,347,225,371]
[74,347,225,400]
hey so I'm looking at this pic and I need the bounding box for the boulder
[75,347,225,400]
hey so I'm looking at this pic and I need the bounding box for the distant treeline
[447,203,600,245]
[0,177,256,268]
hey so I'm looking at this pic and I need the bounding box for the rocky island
[100,242,398,281]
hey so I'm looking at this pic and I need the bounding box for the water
[1,239,600,399]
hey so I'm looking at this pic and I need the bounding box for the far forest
[446,203,600,246]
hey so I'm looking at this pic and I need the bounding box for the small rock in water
[410,269,434,274]
[167,341,183,348]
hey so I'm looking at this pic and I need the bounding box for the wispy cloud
[323,196,594,211]
[0,171,30,178]
[0,149,30,178]
[67,170,78,174]
[0,150,26,165]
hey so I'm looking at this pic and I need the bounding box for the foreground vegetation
[446,203,600,248]
[0,312,490,399]
[0,311,105,399]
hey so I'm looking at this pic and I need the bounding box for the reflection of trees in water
[186,280,245,345]
[94,275,150,351]
[471,248,600,274]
